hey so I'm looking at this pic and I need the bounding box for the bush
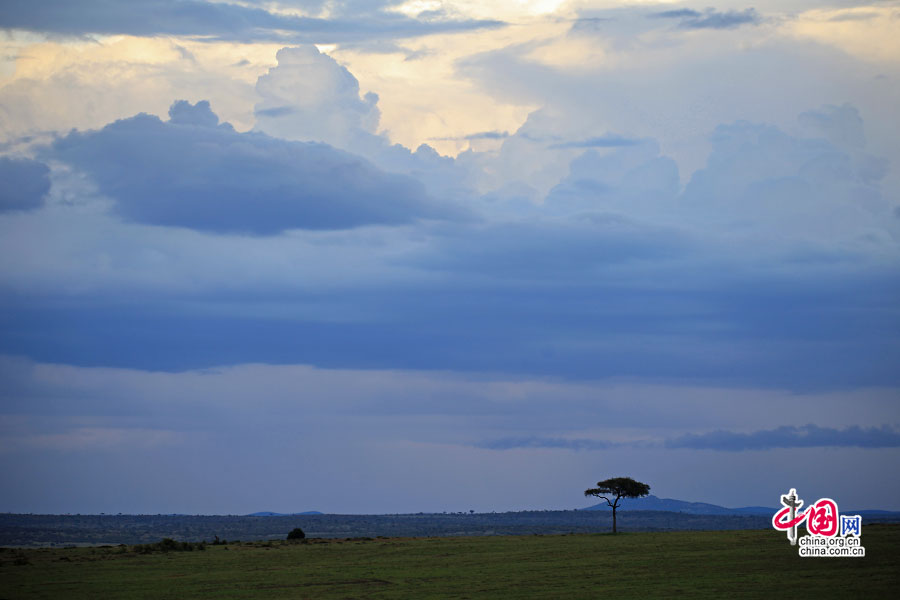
[286,527,306,541]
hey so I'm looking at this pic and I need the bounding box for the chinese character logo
[773,488,805,545]
[806,498,838,536]
[841,514,861,537]
[773,490,841,542]
[772,488,865,557]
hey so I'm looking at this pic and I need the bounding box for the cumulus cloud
[667,424,900,451]
[0,156,50,212]
[167,98,221,127]
[0,0,503,43]
[680,107,893,240]
[254,46,382,150]
[253,45,475,199]
[798,103,866,149]
[46,100,456,234]
[544,140,680,217]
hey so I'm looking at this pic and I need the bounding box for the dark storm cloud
[0,156,51,212]
[0,0,503,43]
[47,100,456,234]
[651,7,762,30]
[667,424,900,451]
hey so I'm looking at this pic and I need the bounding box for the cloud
[0,36,269,141]
[46,100,456,234]
[479,437,618,451]
[0,0,503,43]
[430,131,510,141]
[252,45,474,199]
[254,46,382,150]
[167,98,220,127]
[410,216,688,279]
[544,139,680,216]
[680,108,893,239]
[667,424,900,451]
[0,156,50,212]
[2,356,898,512]
[0,98,894,389]
[798,103,866,149]
[789,5,900,63]
[484,425,900,452]
[1,1,900,516]
[652,9,702,20]
[827,11,881,23]
[548,135,641,149]
[456,5,897,193]
[652,8,763,30]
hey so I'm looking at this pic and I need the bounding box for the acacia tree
[584,477,650,534]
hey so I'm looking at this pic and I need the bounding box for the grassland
[0,511,780,546]
[1,526,897,599]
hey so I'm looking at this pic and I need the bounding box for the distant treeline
[2,511,899,547]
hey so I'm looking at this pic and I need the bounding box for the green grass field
[2,526,897,599]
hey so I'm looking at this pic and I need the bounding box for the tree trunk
[612,507,617,534]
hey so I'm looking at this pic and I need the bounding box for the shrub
[286,527,306,541]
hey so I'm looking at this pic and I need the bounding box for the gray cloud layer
[0,98,893,388]
[652,8,762,29]
[0,0,502,42]
[0,157,50,212]
[482,425,900,452]
[480,437,618,451]
[548,135,641,150]
[47,100,456,234]
[3,356,897,513]
[2,4,900,516]
[667,424,900,451]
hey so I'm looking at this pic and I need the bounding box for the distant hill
[582,495,777,516]
[581,495,900,517]
[247,511,323,517]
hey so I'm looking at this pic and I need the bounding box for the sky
[0,0,898,515]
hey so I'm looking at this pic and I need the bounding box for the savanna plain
[2,525,898,599]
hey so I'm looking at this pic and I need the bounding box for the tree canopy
[584,476,651,533]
